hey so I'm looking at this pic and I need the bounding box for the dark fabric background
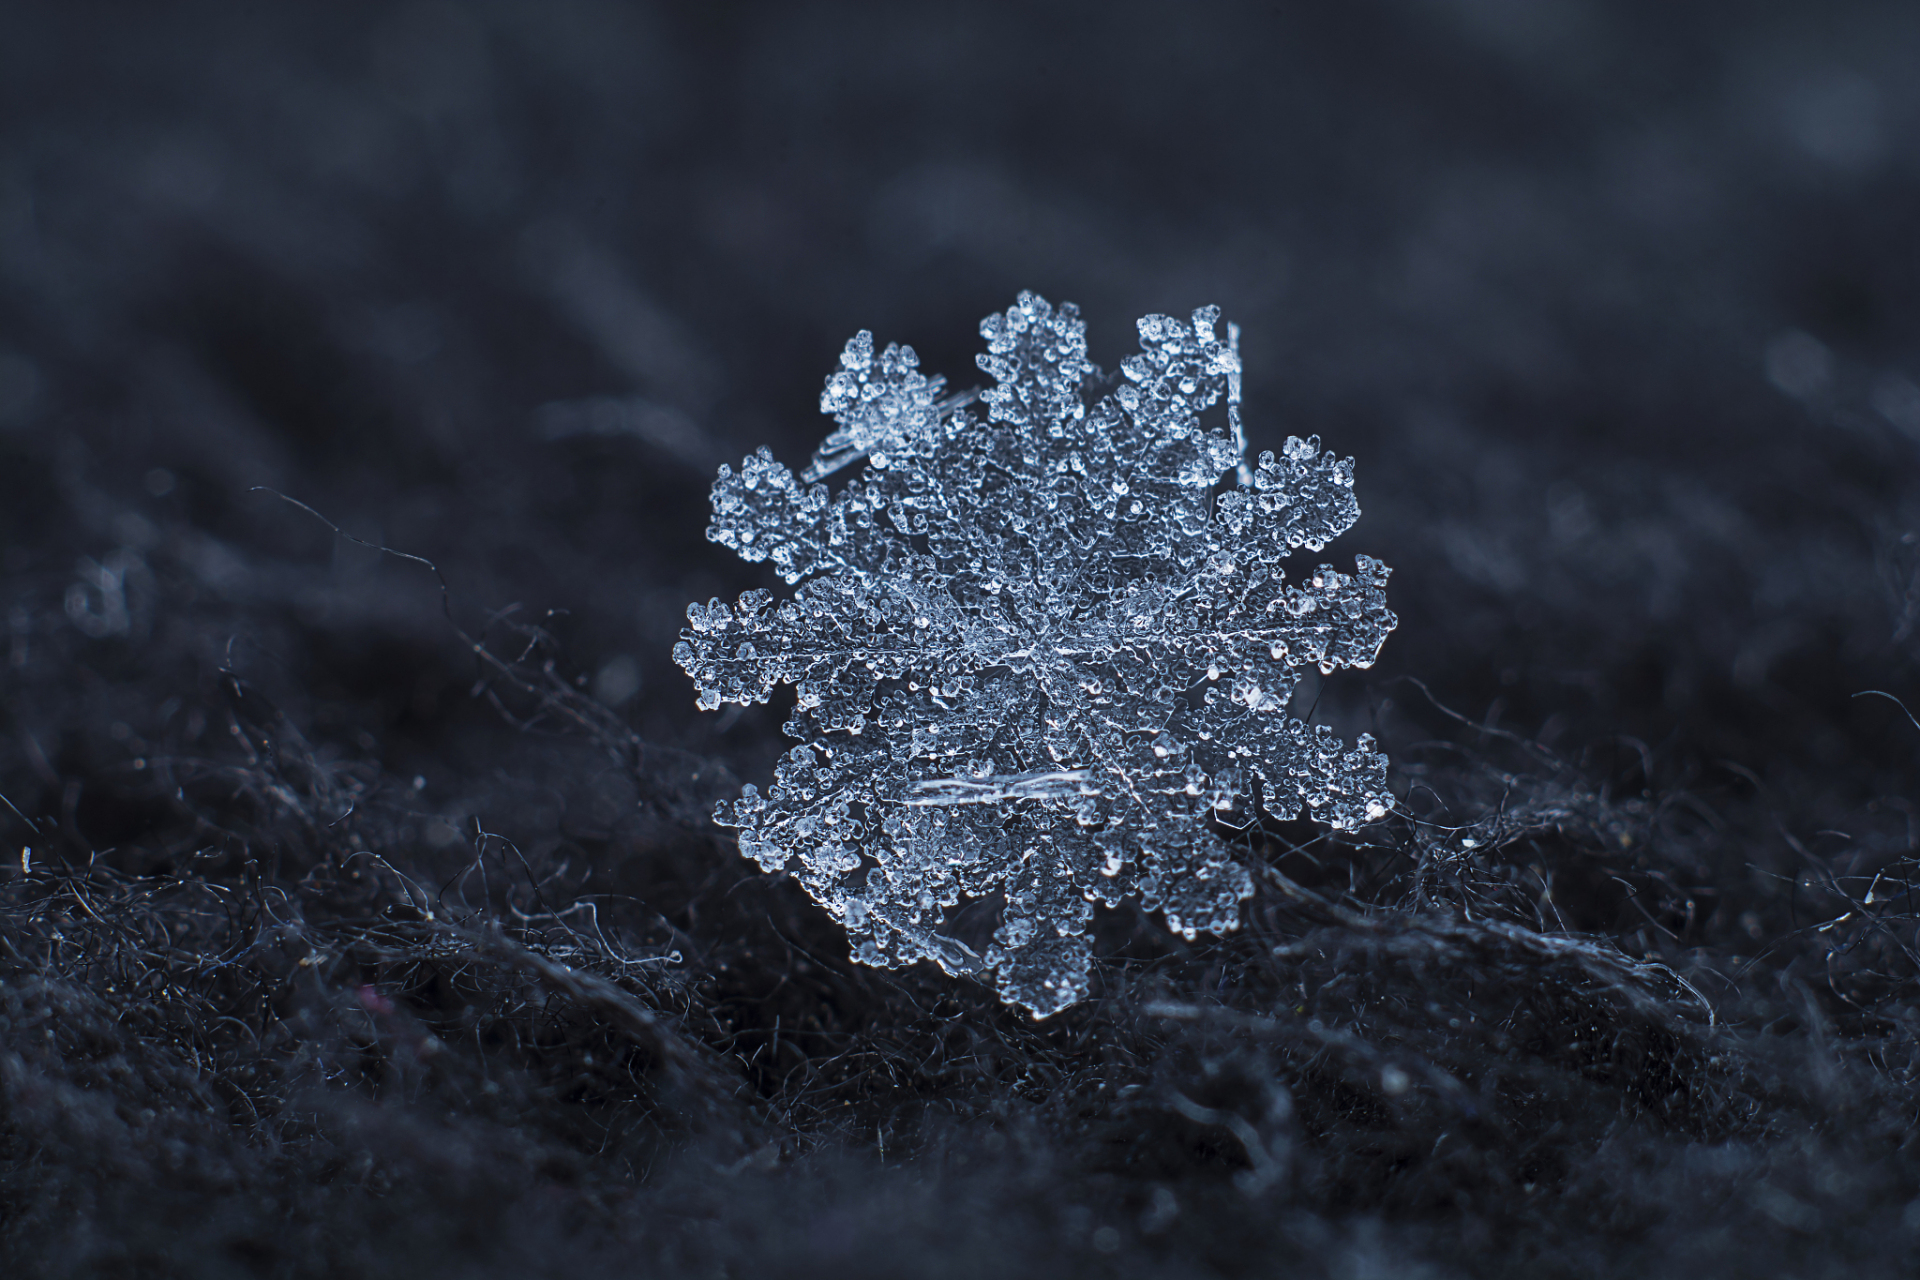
[3,2,1920,1276]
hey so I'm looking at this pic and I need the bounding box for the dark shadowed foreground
[4,3,1920,1276]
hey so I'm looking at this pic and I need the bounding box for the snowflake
[675,292,1396,1016]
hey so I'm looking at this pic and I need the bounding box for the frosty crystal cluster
[675,293,1395,1016]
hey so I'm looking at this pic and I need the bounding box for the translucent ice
[676,293,1396,1016]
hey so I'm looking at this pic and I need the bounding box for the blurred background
[2,0,1919,913]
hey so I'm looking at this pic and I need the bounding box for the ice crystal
[675,293,1396,1016]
